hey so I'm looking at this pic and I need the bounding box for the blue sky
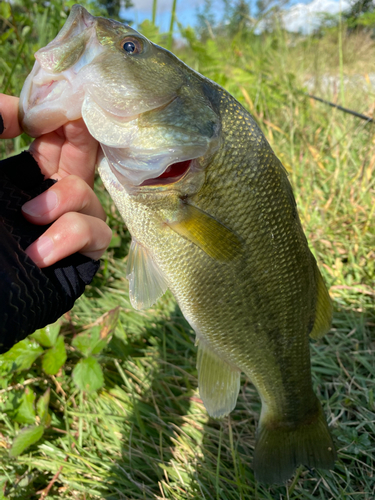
[123,0,350,34]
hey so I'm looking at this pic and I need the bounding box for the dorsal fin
[310,266,333,339]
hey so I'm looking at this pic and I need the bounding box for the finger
[22,175,107,224]
[28,128,65,179]
[0,94,22,138]
[58,119,99,184]
[29,119,99,185]
[25,212,112,268]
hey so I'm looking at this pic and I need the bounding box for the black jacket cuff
[0,151,100,354]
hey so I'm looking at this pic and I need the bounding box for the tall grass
[0,1,374,499]
[167,0,177,50]
[152,0,157,25]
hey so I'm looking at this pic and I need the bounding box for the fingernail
[0,114,4,135]
[23,190,58,217]
[28,236,54,264]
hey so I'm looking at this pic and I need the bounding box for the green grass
[0,2,374,499]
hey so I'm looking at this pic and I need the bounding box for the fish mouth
[19,5,101,136]
[82,94,204,188]
[140,159,193,187]
[20,5,217,190]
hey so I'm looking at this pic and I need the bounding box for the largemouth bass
[19,5,336,483]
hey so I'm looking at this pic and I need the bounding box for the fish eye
[122,37,142,54]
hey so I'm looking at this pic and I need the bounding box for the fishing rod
[307,94,374,124]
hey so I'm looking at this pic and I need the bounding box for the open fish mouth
[140,159,193,187]
[20,4,219,190]
[28,78,65,107]
[82,94,207,188]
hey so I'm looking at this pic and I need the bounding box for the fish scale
[19,4,336,484]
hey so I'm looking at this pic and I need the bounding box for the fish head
[20,5,220,190]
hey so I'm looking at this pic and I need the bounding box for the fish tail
[253,401,336,484]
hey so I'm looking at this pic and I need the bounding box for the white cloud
[130,0,201,13]
[127,0,353,34]
[282,0,351,33]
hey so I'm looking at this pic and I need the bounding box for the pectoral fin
[309,266,333,339]
[167,203,243,261]
[126,239,168,310]
[197,340,241,418]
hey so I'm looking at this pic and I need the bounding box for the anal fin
[126,239,168,310]
[197,340,241,418]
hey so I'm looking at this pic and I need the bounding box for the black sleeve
[0,151,100,354]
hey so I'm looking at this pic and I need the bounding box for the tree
[196,0,217,40]
[96,0,133,21]
[344,0,375,30]
[346,0,374,19]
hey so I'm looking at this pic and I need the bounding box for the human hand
[0,93,112,268]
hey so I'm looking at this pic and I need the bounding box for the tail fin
[253,403,336,484]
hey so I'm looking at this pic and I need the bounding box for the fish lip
[73,5,96,29]
[32,78,70,105]
[27,7,99,104]
[19,6,99,136]
[85,93,177,132]
[54,5,96,42]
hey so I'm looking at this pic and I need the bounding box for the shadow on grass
[4,293,373,499]
[102,303,197,499]
[101,300,375,500]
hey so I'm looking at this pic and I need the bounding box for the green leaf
[14,388,36,425]
[0,2,11,19]
[0,340,43,373]
[9,425,44,457]
[41,336,67,375]
[108,232,122,248]
[31,320,62,348]
[36,388,50,426]
[0,27,14,43]
[72,326,107,357]
[72,356,104,393]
